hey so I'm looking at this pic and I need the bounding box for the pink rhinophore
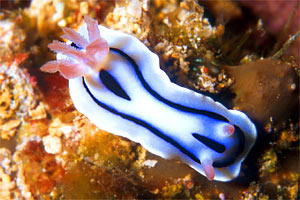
[202,159,215,181]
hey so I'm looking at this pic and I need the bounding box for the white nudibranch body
[41,15,257,182]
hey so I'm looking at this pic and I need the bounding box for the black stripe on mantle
[81,48,245,168]
[110,48,229,123]
[82,77,201,164]
[82,77,244,168]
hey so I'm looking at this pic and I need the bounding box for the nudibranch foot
[41,15,257,182]
[40,14,109,79]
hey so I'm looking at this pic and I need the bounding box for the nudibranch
[41,15,257,182]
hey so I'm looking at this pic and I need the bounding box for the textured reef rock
[0,60,46,140]
[238,0,300,64]
[149,0,231,93]
[226,58,298,127]
[104,0,151,43]
[0,0,299,199]
[0,148,16,199]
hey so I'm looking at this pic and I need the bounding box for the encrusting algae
[0,0,299,199]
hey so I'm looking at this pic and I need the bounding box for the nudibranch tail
[40,14,109,79]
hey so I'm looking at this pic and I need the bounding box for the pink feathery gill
[40,15,109,79]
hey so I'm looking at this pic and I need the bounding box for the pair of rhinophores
[41,15,257,182]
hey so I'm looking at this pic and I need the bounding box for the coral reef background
[0,0,299,199]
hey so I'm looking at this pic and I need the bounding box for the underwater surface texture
[0,0,299,199]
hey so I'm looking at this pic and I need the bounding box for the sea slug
[41,15,257,182]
